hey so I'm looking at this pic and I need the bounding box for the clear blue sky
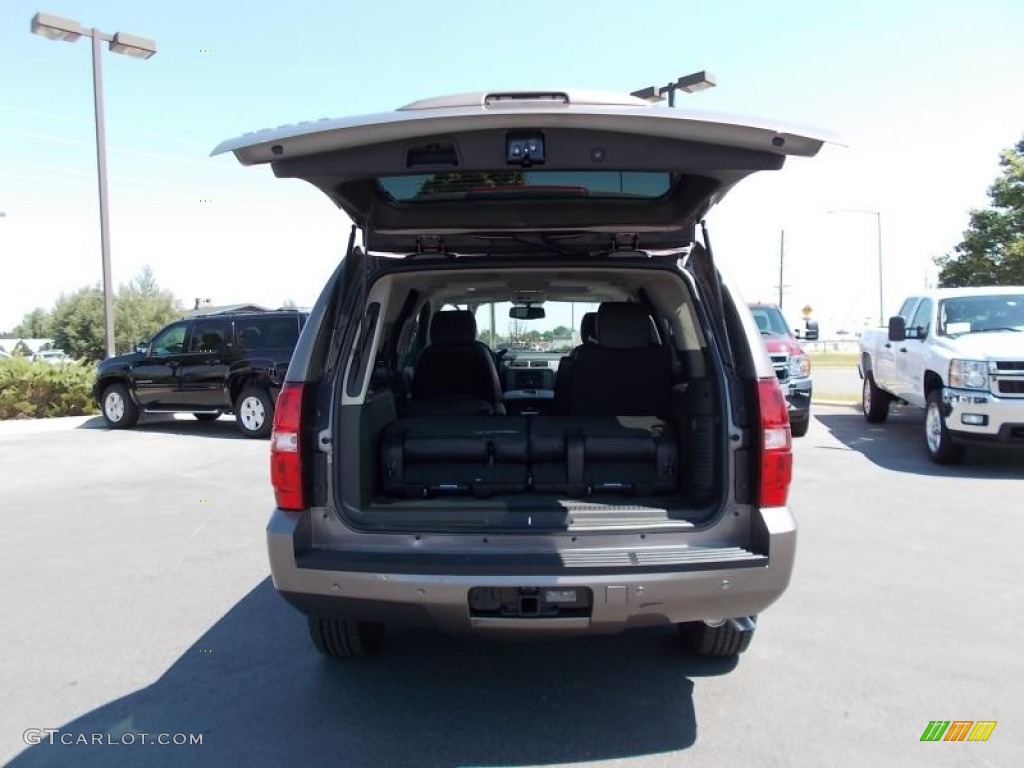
[2,0,1023,333]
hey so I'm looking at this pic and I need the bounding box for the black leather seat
[410,311,504,415]
[564,303,671,416]
[380,416,529,497]
[577,312,598,348]
[553,311,598,414]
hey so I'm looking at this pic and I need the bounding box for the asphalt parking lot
[2,409,1022,767]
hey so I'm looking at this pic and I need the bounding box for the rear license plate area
[468,586,593,618]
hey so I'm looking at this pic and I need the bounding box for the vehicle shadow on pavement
[816,410,1024,478]
[10,579,735,768]
[76,415,248,440]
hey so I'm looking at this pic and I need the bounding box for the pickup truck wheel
[101,383,139,429]
[307,617,384,659]
[862,373,890,423]
[790,413,810,438]
[679,618,755,657]
[925,389,966,464]
[235,386,273,438]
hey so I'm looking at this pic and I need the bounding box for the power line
[0,104,207,148]
[0,127,238,172]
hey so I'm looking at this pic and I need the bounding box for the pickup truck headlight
[949,359,989,390]
[788,354,811,379]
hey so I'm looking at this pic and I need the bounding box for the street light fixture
[30,11,157,359]
[631,70,716,107]
[827,209,884,326]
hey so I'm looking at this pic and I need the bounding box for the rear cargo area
[338,375,724,531]
[332,264,730,531]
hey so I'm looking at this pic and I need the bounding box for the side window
[236,317,300,351]
[909,299,932,337]
[150,323,187,356]
[188,319,230,353]
[897,297,919,323]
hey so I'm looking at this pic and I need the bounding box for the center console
[503,389,555,416]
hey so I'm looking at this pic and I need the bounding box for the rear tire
[925,389,966,464]
[679,617,756,657]
[307,617,384,659]
[862,372,890,423]
[101,383,139,429]
[235,385,273,438]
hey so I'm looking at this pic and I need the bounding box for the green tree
[51,287,105,361]
[50,267,183,361]
[13,308,53,338]
[115,266,183,353]
[936,136,1024,286]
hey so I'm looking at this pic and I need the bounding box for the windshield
[937,294,1024,336]
[443,300,602,355]
[749,306,792,337]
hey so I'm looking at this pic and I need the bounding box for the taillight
[270,382,306,511]
[757,377,792,507]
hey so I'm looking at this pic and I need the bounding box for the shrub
[0,357,99,419]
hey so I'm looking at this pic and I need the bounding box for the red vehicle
[749,304,813,437]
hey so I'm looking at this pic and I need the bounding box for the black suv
[93,309,308,437]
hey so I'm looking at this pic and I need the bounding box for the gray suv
[214,90,830,659]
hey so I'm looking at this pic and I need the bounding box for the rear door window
[188,319,230,353]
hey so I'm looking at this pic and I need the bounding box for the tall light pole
[631,70,716,107]
[30,12,157,359]
[827,209,884,326]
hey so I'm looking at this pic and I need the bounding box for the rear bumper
[266,507,797,635]
[943,388,1024,445]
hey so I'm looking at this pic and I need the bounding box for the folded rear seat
[530,416,677,496]
[380,416,529,497]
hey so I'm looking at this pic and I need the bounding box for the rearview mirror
[803,319,819,341]
[135,341,149,354]
[509,305,545,320]
[887,316,906,342]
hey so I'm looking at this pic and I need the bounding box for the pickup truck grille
[770,354,789,383]
[993,361,1024,398]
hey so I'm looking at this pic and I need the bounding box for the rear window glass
[377,171,672,202]
[236,317,300,350]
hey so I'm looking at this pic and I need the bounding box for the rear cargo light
[757,377,793,507]
[270,382,306,511]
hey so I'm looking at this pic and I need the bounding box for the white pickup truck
[859,286,1024,463]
